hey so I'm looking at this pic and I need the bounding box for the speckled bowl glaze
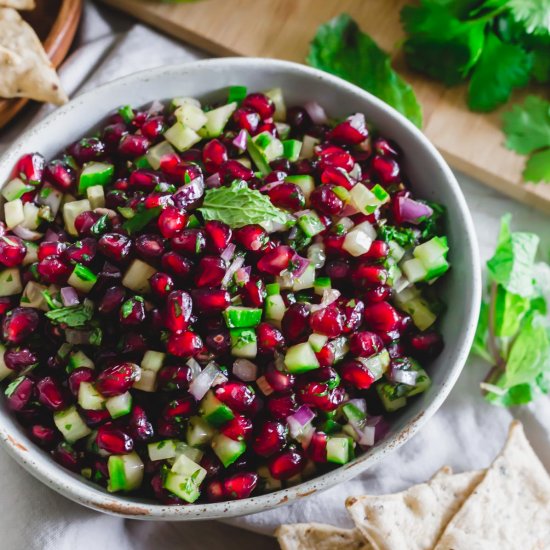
[0,58,481,520]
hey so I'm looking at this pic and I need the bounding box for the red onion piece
[12,225,42,241]
[60,286,80,307]
[234,266,251,286]
[186,358,201,380]
[290,255,310,278]
[222,255,245,288]
[147,100,164,115]
[221,243,236,263]
[44,228,60,242]
[304,101,328,125]
[232,129,248,151]
[346,398,367,416]
[233,359,258,382]
[205,172,222,188]
[189,362,220,401]
[287,405,315,440]
[341,203,359,217]
[391,369,418,386]
[397,197,433,225]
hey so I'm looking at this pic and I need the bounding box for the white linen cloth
[0,3,549,548]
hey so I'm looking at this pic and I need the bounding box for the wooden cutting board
[101,0,550,213]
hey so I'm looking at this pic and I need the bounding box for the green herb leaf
[123,206,161,234]
[45,301,94,327]
[523,148,550,183]
[471,300,493,362]
[307,14,422,127]
[199,180,289,229]
[378,225,417,248]
[508,0,550,35]
[467,32,532,111]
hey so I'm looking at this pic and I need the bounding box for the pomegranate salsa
[0,87,449,504]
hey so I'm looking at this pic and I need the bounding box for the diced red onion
[65,329,93,345]
[358,425,376,447]
[234,266,251,286]
[12,225,42,241]
[147,99,164,115]
[287,405,315,439]
[221,243,236,263]
[60,286,79,307]
[189,362,219,400]
[388,364,418,386]
[222,255,245,287]
[347,398,367,416]
[288,226,298,240]
[186,358,201,380]
[232,129,248,151]
[205,172,222,188]
[233,359,258,382]
[44,228,60,242]
[36,185,62,216]
[311,288,341,312]
[341,203,359,216]
[366,415,390,444]
[291,255,310,278]
[397,197,433,225]
[304,101,328,125]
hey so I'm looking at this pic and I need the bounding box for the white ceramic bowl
[0,58,481,520]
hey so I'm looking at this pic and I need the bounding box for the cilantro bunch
[401,0,550,112]
[473,214,550,406]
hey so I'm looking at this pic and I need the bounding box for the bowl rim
[0,57,482,520]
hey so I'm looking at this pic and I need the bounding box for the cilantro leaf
[307,14,422,127]
[467,33,533,111]
[502,95,550,154]
[45,301,94,327]
[199,180,289,229]
[523,148,550,183]
[471,300,493,362]
[508,0,550,35]
[123,206,161,234]
[486,214,539,296]
[378,225,417,248]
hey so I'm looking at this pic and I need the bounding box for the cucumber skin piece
[164,472,201,503]
[284,342,320,374]
[376,382,408,412]
[78,162,114,194]
[223,306,263,328]
[200,391,235,427]
[211,433,246,467]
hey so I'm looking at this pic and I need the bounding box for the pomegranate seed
[195,256,226,288]
[171,228,206,256]
[315,343,336,367]
[267,393,298,420]
[97,424,134,454]
[37,256,71,284]
[44,159,76,191]
[317,146,355,172]
[257,122,277,136]
[149,272,174,299]
[324,234,346,257]
[158,206,187,238]
[202,139,228,172]
[164,290,193,332]
[363,302,401,332]
[214,382,257,414]
[372,155,401,184]
[328,114,368,145]
[166,330,203,357]
[220,160,254,182]
[309,303,345,337]
[118,134,149,157]
[200,452,222,479]
[157,417,182,438]
[64,238,97,265]
[128,405,154,441]
[74,211,101,237]
[36,377,67,411]
[141,116,166,140]
[173,180,204,211]
[267,183,305,211]
[13,153,45,183]
[80,408,111,426]
[224,471,258,500]
[128,169,162,191]
[299,382,344,411]
[408,331,443,359]
[264,170,287,184]
[220,415,253,441]
[241,277,266,308]
[257,323,285,356]
[352,263,388,289]
[205,331,231,356]
[252,420,287,457]
[38,241,65,261]
[161,252,193,279]
[243,93,275,119]
[281,303,311,343]
[96,362,140,397]
[310,185,344,216]
[268,448,305,480]
[120,296,146,325]
[98,233,132,262]
[374,137,399,157]
[163,396,197,421]
[234,224,268,251]
[320,167,354,189]
[206,479,226,502]
[68,368,95,396]
[30,425,57,448]
[204,220,232,254]
[363,286,391,303]
[4,348,38,371]
[340,298,365,333]
[257,245,295,275]
[325,259,350,281]
[135,233,165,260]
[349,331,384,357]
[193,289,231,312]
[53,442,81,471]
[307,432,328,462]
[3,307,39,344]
[98,285,126,314]
[0,297,11,316]
[233,107,260,133]
[362,240,389,260]
[5,376,34,411]
[0,236,26,267]
[103,122,128,150]
[340,360,375,389]
[68,137,106,164]
[157,364,192,391]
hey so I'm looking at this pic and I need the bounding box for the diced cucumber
[389,240,406,262]
[67,263,97,293]
[2,178,34,201]
[171,453,207,485]
[285,175,315,202]
[54,405,92,443]
[407,365,432,397]
[326,436,354,465]
[265,293,286,325]
[175,441,204,464]
[331,336,350,363]
[134,350,165,392]
[22,202,40,230]
[63,199,91,236]
[265,87,286,121]
[275,122,291,140]
[0,268,22,296]
[164,122,201,152]
[118,105,134,123]
[298,211,324,238]
[107,452,144,492]
[266,283,280,296]
[78,381,106,411]
[401,258,427,283]
[175,103,207,131]
[247,135,271,175]
[282,140,302,161]
[133,155,152,170]
[148,439,178,461]
[146,140,176,170]
[4,199,24,229]
[106,392,132,419]
[414,236,448,264]
[211,433,246,467]
[342,221,377,257]
[376,382,408,412]
[37,184,63,217]
[68,350,94,372]
[122,259,157,293]
[22,241,38,267]
[291,263,316,291]
[171,96,201,110]
[230,327,257,358]
[200,102,237,138]
[87,185,105,209]
[0,344,12,381]
[299,135,320,159]
[79,162,114,194]
[309,333,328,353]
[141,350,165,372]
[223,306,262,328]
[342,403,366,424]
[284,342,320,374]
[314,277,331,296]
[394,287,437,331]
[227,85,247,104]
[20,281,47,310]
[358,349,390,382]
[350,183,389,215]
[186,416,215,447]
[200,390,235,427]
[133,369,156,392]
[163,471,200,503]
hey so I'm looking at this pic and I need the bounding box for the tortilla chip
[346,468,483,550]
[0,8,67,105]
[434,421,550,550]
[0,0,35,9]
[276,523,372,550]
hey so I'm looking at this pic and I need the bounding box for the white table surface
[0,3,548,549]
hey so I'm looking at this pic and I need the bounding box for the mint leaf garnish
[45,300,94,327]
